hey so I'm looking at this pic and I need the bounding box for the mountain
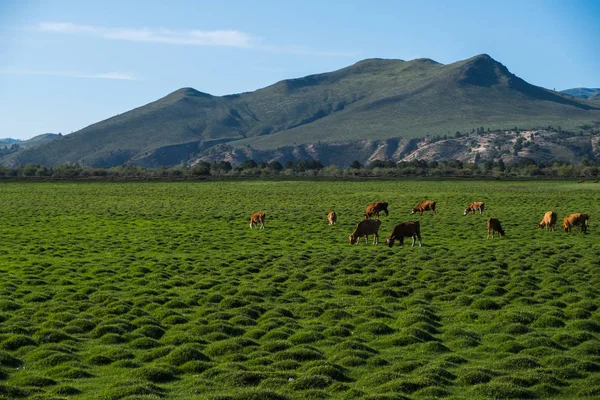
[561,88,600,99]
[9,55,600,168]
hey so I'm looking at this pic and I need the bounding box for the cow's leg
[399,237,404,247]
[417,233,423,247]
[411,235,415,247]
[374,233,378,245]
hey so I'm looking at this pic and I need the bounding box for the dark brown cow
[364,202,389,219]
[349,219,382,245]
[327,211,337,225]
[578,180,585,183]
[385,221,422,248]
[563,213,589,233]
[487,218,505,239]
[538,211,557,231]
[411,200,436,216]
[249,212,265,229]
[464,201,485,216]
[594,180,599,183]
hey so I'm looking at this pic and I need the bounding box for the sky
[1,0,599,140]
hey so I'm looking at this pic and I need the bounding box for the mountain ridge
[6,54,600,168]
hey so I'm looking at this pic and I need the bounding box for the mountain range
[4,54,600,168]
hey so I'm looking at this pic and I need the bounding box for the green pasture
[0,180,599,399]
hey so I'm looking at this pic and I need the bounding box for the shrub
[168,344,211,365]
[138,364,179,382]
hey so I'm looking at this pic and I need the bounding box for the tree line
[1,157,600,180]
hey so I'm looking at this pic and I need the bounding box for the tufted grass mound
[1,180,600,399]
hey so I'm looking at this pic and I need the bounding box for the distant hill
[9,54,600,168]
[0,138,21,145]
[0,134,61,164]
[561,88,600,99]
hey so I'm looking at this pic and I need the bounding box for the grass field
[0,180,599,399]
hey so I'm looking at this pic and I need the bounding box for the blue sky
[1,0,599,140]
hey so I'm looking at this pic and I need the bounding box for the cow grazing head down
[249,212,265,229]
[537,211,557,231]
[411,200,436,216]
[563,213,589,233]
[386,221,422,248]
[463,202,484,216]
[487,218,505,239]
[364,202,389,220]
[349,219,382,245]
[327,211,337,225]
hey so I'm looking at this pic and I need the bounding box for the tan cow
[365,202,389,220]
[327,211,337,225]
[411,200,436,216]
[487,218,505,239]
[349,219,382,245]
[563,213,589,233]
[464,201,485,216]
[385,221,422,248]
[538,211,557,231]
[249,212,265,229]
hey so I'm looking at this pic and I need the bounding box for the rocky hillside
[191,129,600,168]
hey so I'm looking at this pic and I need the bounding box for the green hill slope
[11,54,600,167]
[561,87,600,99]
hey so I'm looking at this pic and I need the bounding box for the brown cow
[364,202,389,220]
[464,201,485,216]
[349,219,382,245]
[487,218,505,239]
[538,211,557,231]
[594,180,599,183]
[327,211,337,225]
[249,212,265,229]
[563,213,589,233]
[411,200,436,216]
[386,221,422,248]
[578,180,585,183]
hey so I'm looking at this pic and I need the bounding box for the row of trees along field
[2,157,600,179]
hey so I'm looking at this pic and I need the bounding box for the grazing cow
[386,221,422,248]
[538,211,557,231]
[411,200,436,216]
[349,219,382,245]
[464,201,485,216]
[594,180,599,183]
[563,213,589,233]
[364,202,389,220]
[249,212,265,229]
[327,211,337,225]
[487,218,505,239]
[578,180,585,183]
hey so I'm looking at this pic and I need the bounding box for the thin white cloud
[38,22,254,48]
[37,22,359,56]
[0,68,137,80]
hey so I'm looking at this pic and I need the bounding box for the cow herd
[249,199,590,247]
